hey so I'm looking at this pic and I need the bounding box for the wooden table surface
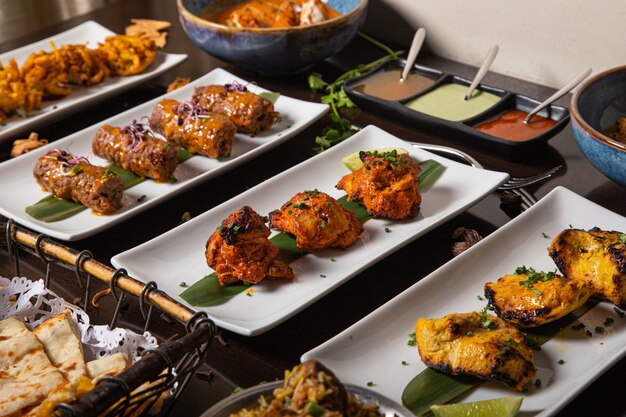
[1,0,625,416]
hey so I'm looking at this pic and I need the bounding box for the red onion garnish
[172,100,209,125]
[224,80,256,92]
[121,117,150,151]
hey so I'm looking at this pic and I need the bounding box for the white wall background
[364,0,626,88]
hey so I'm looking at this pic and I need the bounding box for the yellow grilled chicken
[268,189,363,252]
[484,270,592,327]
[415,312,536,391]
[336,150,421,220]
[549,228,626,307]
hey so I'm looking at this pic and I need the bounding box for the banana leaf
[259,91,280,104]
[180,160,443,306]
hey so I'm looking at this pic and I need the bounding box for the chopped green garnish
[321,221,327,228]
[497,338,518,356]
[320,274,327,278]
[64,165,82,177]
[304,189,320,196]
[604,317,614,326]
[164,145,171,150]
[595,326,605,334]
[541,232,549,238]
[385,227,391,233]
[618,233,626,244]
[330,258,336,262]
[586,330,593,337]
[402,360,408,365]
[366,381,375,387]
[231,387,242,395]
[292,203,308,209]
[466,331,474,336]
[515,266,556,292]
[571,322,585,330]
[325,201,333,206]
[477,295,484,301]
[558,359,565,364]
[179,282,188,287]
[307,401,326,417]
[407,332,416,346]
[137,195,146,202]
[480,305,498,330]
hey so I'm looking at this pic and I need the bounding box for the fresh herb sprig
[515,265,557,295]
[308,33,403,153]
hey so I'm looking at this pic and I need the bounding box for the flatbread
[34,310,87,383]
[87,352,131,380]
[0,317,66,417]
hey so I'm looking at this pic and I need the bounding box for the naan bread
[87,352,131,380]
[34,310,87,383]
[0,317,66,417]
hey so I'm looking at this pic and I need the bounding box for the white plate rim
[0,20,187,142]
[112,124,509,336]
[301,186,626,417]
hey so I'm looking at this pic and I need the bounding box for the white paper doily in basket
[0,276,158,362]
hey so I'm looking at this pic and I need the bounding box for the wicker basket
[1,219,216,417]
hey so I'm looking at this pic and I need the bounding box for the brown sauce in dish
[475,109,557,141]
[203,0,341,29]
[603,117,626,144]
[354,68,437,101]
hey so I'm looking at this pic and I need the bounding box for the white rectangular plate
[302,186,626,417]
[112,125,508,336]
[0,68,328,240]
[0,20,187,142]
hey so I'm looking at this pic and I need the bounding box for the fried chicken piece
[0,59,26,122]
[415,312,536,391]
[549,228,626,307]
[268,189,363,252]
[336,151,421,220]
[205,206,294,286]
[485,270,592,327]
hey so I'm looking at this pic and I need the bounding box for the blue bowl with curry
[177,0,368,75]
[571,65,626,186]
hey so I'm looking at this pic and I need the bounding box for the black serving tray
[344,58,570,157]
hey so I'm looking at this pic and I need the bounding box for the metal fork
[408,142,562,190]
[498,165,563,190]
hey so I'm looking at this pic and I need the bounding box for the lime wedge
[341,148,408,171]
[430,396,524,417]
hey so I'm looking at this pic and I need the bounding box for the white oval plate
[112,125,508,336]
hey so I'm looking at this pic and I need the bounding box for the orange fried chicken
[205,206,294,286]
[268,189,363,252]
[336,151,421,220]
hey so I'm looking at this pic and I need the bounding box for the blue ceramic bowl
[571,65,626,186]
[177,0,368,75]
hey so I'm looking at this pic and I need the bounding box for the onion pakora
[0,59,26,122]
[97,35,157,77]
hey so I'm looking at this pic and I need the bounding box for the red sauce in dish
[475,109,557,141]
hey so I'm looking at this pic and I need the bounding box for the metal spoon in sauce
[464,45,499,100]
[400,28,426,82]
[524,68,592,123]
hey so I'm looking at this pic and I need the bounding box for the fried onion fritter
[96,35,157,76]
[0,59,25,122]
[205,206,294,286]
